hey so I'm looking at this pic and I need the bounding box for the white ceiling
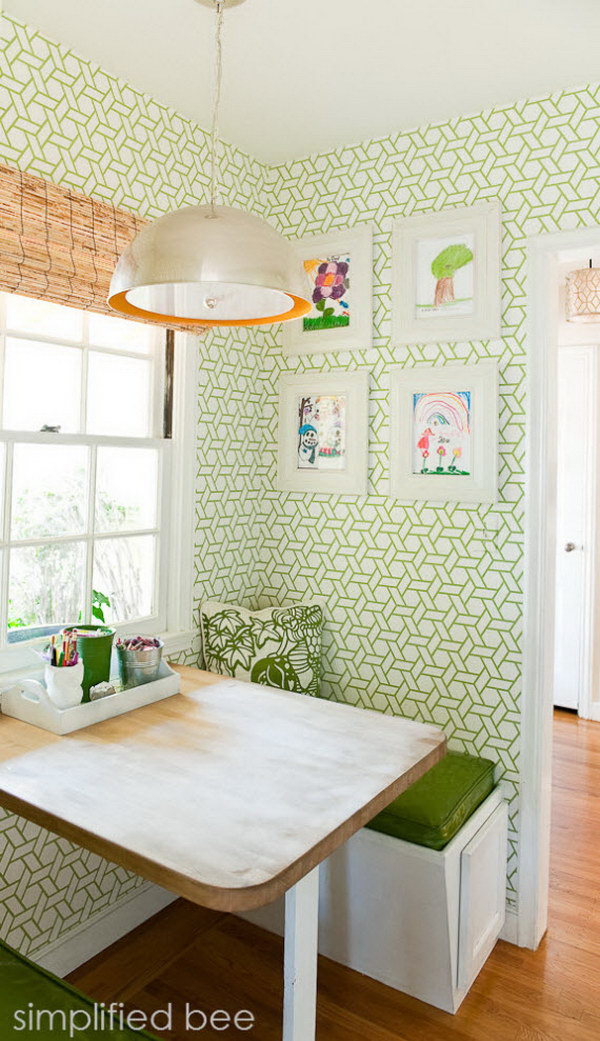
[6,0,600,164]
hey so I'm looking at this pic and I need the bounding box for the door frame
[520,224,600,948]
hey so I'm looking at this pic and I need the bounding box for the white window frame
[0,298,197,677]
[161,331,197,653]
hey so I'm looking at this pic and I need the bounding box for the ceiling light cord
[209,0,225,217]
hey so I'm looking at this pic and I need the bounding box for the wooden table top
[0,665,445,911]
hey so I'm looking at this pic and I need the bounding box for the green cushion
[367,751,495,850]
[0,940,159,1039]
[200,601,323,696]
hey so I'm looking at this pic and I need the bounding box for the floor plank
[68,902,226,1003]
[68,709,600,1039]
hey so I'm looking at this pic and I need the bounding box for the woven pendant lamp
[565,260,600,324]
[109,0,309,328]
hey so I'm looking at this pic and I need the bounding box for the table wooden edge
[0,667,447,912]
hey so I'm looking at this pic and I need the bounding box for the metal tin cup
[117,639,163,688]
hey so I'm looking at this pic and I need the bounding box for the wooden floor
[69,709,600,1040]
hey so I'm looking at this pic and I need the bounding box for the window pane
[8,541,85,634]
[12,444,88,540]
[87,353,152,437]
[88,312,155,354]
[3,339,82,433]
[93,535,156,623]
[96,448,158,532]
[5,294,84,342]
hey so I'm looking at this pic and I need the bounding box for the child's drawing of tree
[431,243,473,307]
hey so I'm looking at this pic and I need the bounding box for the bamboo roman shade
[0,163,193,331]
[0,163,144,315]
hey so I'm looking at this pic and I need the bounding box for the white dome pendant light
[109,0,310,328]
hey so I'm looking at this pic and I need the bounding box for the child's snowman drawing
[298,424,319,466]
[297,394,347,471]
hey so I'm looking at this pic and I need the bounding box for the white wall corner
[32,883,176,978]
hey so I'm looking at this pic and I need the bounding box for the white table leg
[283,867,319,1041]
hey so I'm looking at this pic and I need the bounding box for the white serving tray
[0,661,181,735]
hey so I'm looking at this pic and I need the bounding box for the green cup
[62,625,115,703]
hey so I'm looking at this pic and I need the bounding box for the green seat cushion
[0,939,159,1039]
[200,601,323,696]
[367,751,495,850]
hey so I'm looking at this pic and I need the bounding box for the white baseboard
[499,908,519,945]
[33,883,176,978]
[29,885,521,982]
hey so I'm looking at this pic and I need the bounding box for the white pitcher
[22,662,84,711]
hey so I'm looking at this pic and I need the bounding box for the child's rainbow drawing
[412,390,471,475]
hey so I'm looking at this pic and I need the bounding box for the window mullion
[0,431,167,449]
[152,330,165,439]
[4,328,151,361]
[83,444,97,624]
[155,443,170,628]
[0,442,15,646]
[80,324,89,436]
[0,294,6,431]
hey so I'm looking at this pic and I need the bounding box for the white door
[553,346,595,710]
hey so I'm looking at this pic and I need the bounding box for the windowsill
[160,628,200,658]
[0,628,199,691]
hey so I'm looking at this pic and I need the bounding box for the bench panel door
[457,801,508,991]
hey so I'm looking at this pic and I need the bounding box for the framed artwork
[282,226,373,355]
[277,371,369,495]
[392,202,501,344]
[389,362,498,503]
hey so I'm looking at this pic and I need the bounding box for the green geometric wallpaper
[256,85,600,909]
[1,6,600,954]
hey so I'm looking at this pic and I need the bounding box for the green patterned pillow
[200,601,323,696]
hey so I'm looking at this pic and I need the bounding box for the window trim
[163,331,197,640]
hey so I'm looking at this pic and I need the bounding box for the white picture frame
[389,362,498,503]
[392,202,501,344]
[282,225,373,355]
[277,371,369,495]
